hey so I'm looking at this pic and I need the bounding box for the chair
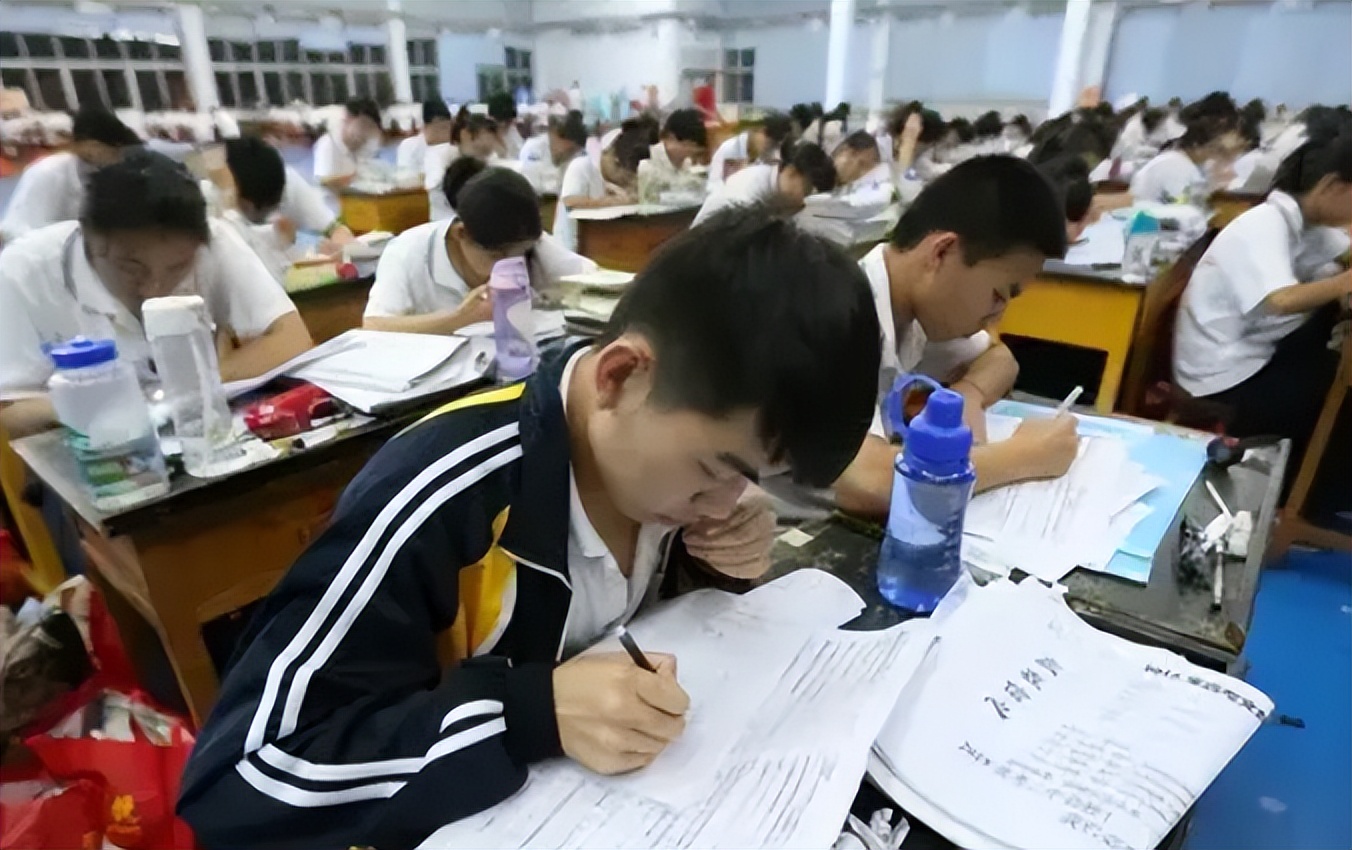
[1119,229,1232,430]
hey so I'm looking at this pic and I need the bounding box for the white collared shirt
[554,155,606,252]
[692,162,778,226]
[558,348,672,657]
[1174,190,1351,397]
[396,134,428,174]
[707,131,751,192]
[0,152,87,243]
[859,244,994,438]
[363,216,597,319]
[312,131,378,182]
[0,220,298,401]
[1130,150,1205,205]
[519,134,550,165]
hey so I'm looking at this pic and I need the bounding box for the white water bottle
[490,256,538,383]
[143,296,238,477]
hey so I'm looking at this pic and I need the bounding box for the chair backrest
[1119,228,1219,420]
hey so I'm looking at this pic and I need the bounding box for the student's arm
[1258,268,1352,317]
[218,312,312,382]
[894,113,923,173]
[0,159,63,244]
[363,288,493,336]
[362,233,495,334]
[561,193,634,209]
[943,340,1018,443]
[0,399,57,440]
[0,260,60,437]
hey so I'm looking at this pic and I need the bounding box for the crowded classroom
[0,1,1349,848]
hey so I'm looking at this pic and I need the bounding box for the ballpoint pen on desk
[616,625,658,673]
[1056,385,1084,416]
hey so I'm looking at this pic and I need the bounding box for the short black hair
[224,136,286,211]
[457,113,496,145]
[345,98,381,126]
[486,92,518,123]
[662,108,707,147]
[71,106,141,147]
[422,99,452,124]
[554,110,587,149]
[838,130,879,154]
[789,103,818,133]
[1007,114,1033,136]
[947,118,975,144]
[600,206,881,487]
[442,156,488,210]
[1272,131,1352,195]
[1034,154,1092,224]
[1141,107,1167,135]
[454,167,541,249]
[611,118,658,173]
[891,155,1067,263]
[760,112,793,145]
[781,141,836,193]
[82,148,209,242]
[973,110,1004,139]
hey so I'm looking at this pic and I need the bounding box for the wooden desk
[289,277,374,343]
[1208,190,1264,230]
[339,188,429,235]
[574,207,698,272]
[12,411,440,724]
[997,264,1145,413]
[539,193,558,234]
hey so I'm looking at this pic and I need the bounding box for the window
[355,72,372,99]
[263,71,284,105]
[159,42,181,60]
[1,69,30,96]
[127,40,155,60]
[499,46,531,99]
[165,70,190,110]
[1,32,21,59]
[286,72,307,103]
[71,69,103,108]
[208,39,226,61]
[59,37,92,59]
[257,41,276,62]
[282,40,300,62]
[136,70,164,111]
[94,38,123,59]
[330,73,349,103]
[216,72,237,108]
[103,70,132,108]
[723,48,755,105]
[237,71,259,107]
[312,74,333,106]
[26,36,57,59]
[34,69,67,110]
[370,44,386,64]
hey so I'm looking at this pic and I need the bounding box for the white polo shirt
[860,244,994,438]
[554,155,606,252]
[559,347,672,657]
[0,152,87,244]
[1129,150,1205,205]
[396,134,428,174]
[707,131,751,192]
[518,134,550,165]
[364,217,596,319]
[312,131,378,182]
[692,163,778,226]
[0,220,298,401]
[1174,190,1351,397]
[278,165,339,233]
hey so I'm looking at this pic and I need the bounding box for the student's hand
[683,484,776,580]
[901,112,924,144]
[1007,414,1080,481]
[273,216,298,247]
[452,285,494,328]
[554,652,689,775]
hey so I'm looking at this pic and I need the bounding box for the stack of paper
[1061,217,1126,267]
[964,403,1207,584]
[870,576,1272,850]
[796,200,900,248]
[417,570,930,850]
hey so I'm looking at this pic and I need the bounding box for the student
[1174,132,1352,471]
[519,110,588,194]
[647,108,708,180]
[832,156,1080,518]
[364,166,596,335]
[886,104,946,179]
[1001,115,1033,154]
[553,120,654,251]
[178,207,883,849]
[396,99,453,175]
[1034,154,1094,243]
[488,94,524,159]
[0,106,141,245]
[0,151,311,439]
[972,111,1005,156]
[427,113,502,221]
[1129,115,1243,205]
[692,141,835,226]
[313,98,383,190]
[832,130,887,192]
[706,112,793,192]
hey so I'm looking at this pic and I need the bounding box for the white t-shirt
[707,132,751,193]
[558,347,672,657]
[0,152,87,244]
[859,244,994,438]
[0,220,298,401]
[364,217,597,319]
[312,131,377,182]
[395,134,428,174]
[1174,190,1351,397]
[279,165,338,233]
[693,163,778,226]
[519,134,550,165]
[554,156,607,252]
[216,212,292,284]
[1129,149,1205,205]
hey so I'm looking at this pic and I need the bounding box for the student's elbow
[832,437,897,520]
[271,311,314,352]
[179,762,362,850]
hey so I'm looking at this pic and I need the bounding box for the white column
[867,14,892,115]
[824,0,856,107]
[175,3,218,112]
[1048,0,1093,118]
[386,14,414,103]
[1078,1,1120,102]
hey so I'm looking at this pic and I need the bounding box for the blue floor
[1187,548,1352,850]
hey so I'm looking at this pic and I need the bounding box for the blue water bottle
[876,377,976,614]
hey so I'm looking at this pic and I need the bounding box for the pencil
[1056,385,1084,416]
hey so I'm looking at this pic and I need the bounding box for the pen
[1211,548,1224,612]
[1055,385,1084,416]
[616,625,657,673]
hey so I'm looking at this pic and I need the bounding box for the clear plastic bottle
[142,296,238,477]
[876,384,975,615]
[46,338,170,511]
[1121,211,1160,283]
[489,256,538,383]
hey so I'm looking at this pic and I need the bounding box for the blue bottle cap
[47,337,117,369]
[902,388,973,474]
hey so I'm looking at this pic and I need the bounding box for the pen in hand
[1055,385,1084,416]
[616,625,658,673]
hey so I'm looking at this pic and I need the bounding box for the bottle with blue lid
[47,337,169,511]
[876,375,976,614]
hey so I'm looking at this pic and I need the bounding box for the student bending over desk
[692,141,836,226]
[177,207,883,849]
[553,119,655,251]
[1174,130,1352,472]
[832,130,888,195]
[0,150,312,439]
[518,110,588,195]
[706,111,792,192]
[832,156,1081,519]
[313,98,383,192]
[364,166,595,336]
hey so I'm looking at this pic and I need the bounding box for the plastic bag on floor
[0,764,107,850]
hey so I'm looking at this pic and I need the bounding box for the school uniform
[312,131,378,183]
[0,220,297,401]
[178,341,730,849]
[0,152,88,244]
[518,134,550,166]
[396,134,428,174]
[840,162,894,197]
[1174,190,1349,471]
[707,131,753,192]
[501,124,525,160]
[424,143,461,222]
[553,156,607,252]
[692,163,778,226]
[1129,149,1205,205]
[646,141,686,182]
[518,137,568,196]
[364,217,596,320]
[859,244,995,439]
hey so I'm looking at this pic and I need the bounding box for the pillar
[386,13,414,103]
[824,0,857,107]
[867,14,892,115]
[175,3,218,112]
[1048,0,1093,118]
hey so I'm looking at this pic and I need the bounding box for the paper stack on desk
[418,570,932,850]
[964,402,1208,584]
[869,576,1272,850]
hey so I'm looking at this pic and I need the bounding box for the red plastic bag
[0,770,106,850]
[24,692,196,850]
